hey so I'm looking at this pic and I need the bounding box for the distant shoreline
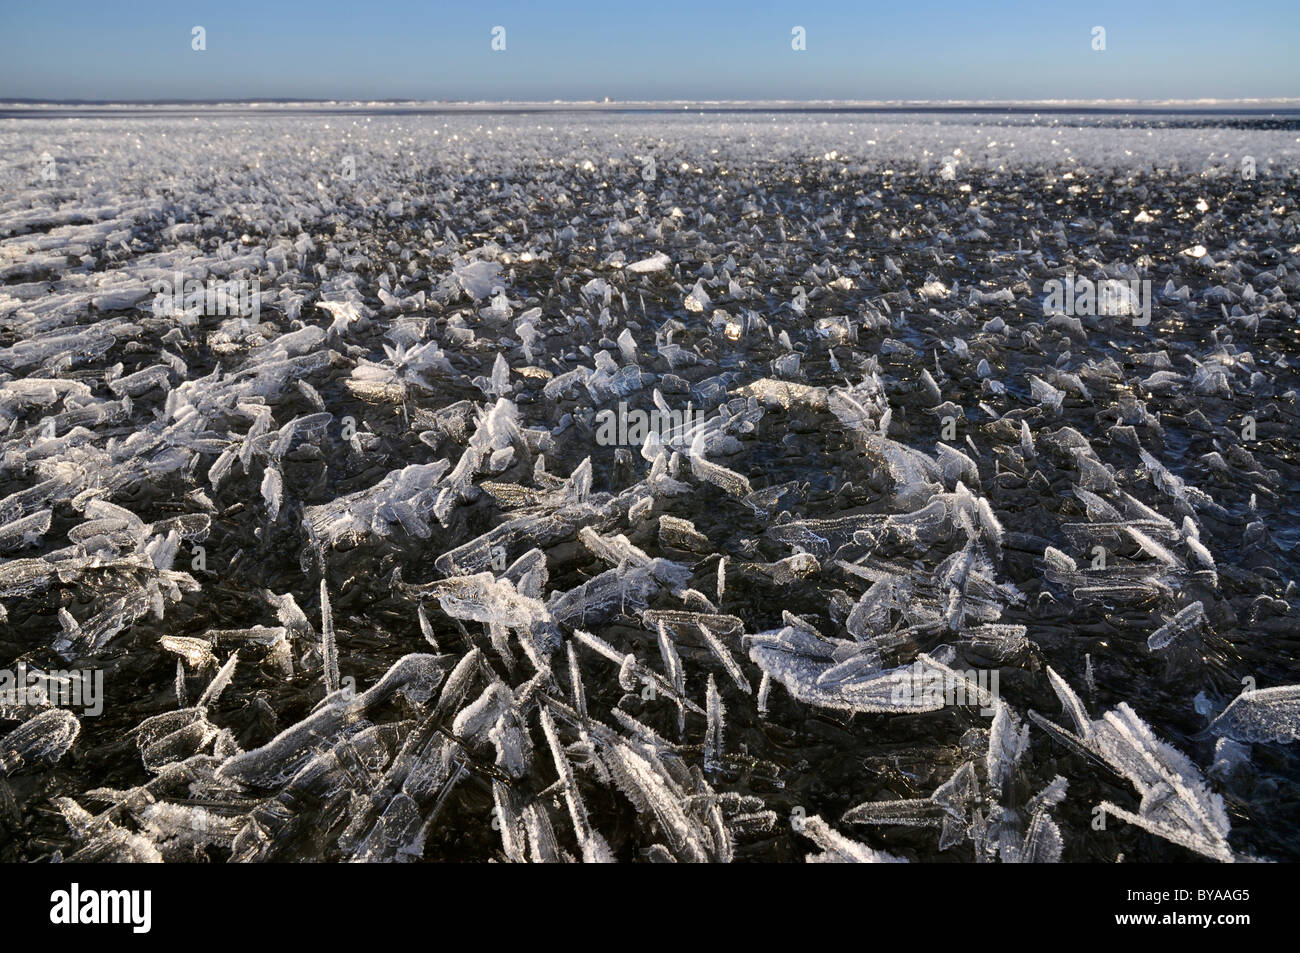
[3,99,1299,120]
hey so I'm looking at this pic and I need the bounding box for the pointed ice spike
[801,815,907,863]
[198,652,239,709]
[320,580,339,695]
[704,675,725,772]
[538,708,614,863]
[1045,666,1092,740]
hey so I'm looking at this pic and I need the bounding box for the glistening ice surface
[1,108,1298,862]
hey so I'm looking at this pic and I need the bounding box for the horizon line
[4,96,1300,109]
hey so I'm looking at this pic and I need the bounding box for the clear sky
[0,0,1296,103]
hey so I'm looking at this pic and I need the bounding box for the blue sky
[0,0,1295,102]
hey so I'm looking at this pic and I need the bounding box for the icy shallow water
[0,108,1298,862]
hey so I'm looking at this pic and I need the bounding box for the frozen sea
[0,103,1298,862]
